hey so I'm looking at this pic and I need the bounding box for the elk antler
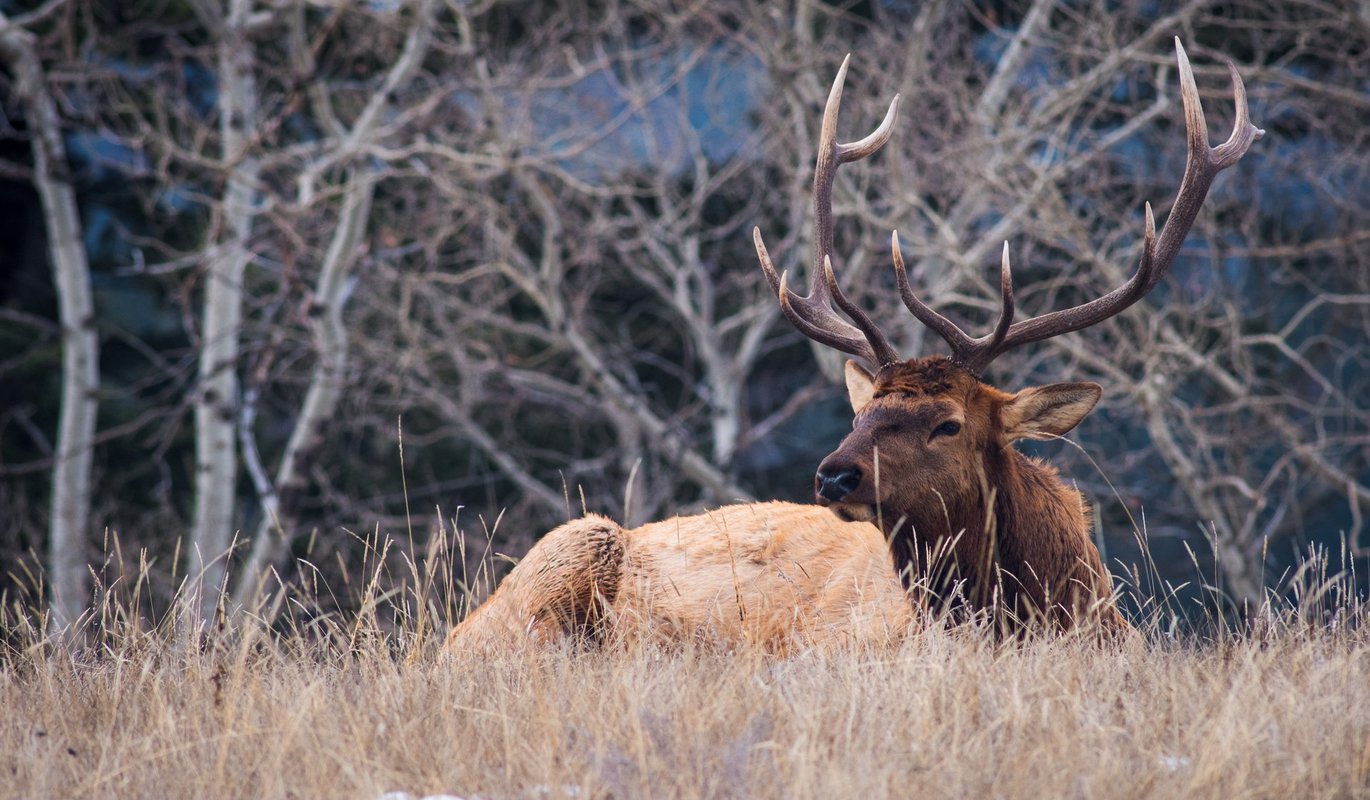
[897,38,1264,376]
[754,54,901,367]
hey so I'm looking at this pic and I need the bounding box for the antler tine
[975,241,1016,360]
[776,269,879,365]
[1213,58,1258,168]
[836,84,900,163]
[756,56,903,368]
[811,55,902,305]
[822,256,900,367]
[756,226,871,354]
[893,233,1017,375]
[891,230,976,352]
[959,37,1263,366]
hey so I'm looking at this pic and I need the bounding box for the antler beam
[897,38,1264,375]
[754,55,901,368]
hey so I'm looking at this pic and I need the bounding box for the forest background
[1,0,1367,631]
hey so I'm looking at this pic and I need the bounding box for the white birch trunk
[188,2,260,625]
[0,18,100,632]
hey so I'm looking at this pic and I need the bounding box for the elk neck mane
[870,357,1094,616]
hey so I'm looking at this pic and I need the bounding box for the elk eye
[931,420,962,439]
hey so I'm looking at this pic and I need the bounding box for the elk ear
[844,360,876,414]
[1000,382,1102,443]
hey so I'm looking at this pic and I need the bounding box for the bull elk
[445,40,1259,653]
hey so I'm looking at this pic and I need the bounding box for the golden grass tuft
[2,524,1368,799]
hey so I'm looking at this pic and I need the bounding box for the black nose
[816,466,862,502]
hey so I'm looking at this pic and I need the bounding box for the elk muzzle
[815,462,862,503]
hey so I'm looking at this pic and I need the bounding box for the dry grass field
[3,536,1368,800]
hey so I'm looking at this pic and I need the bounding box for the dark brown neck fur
[868,358,1114,630]
[887,443,1106,628]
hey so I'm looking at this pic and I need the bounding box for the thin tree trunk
[188,1,260,626]
[0,17,99,632]
[228,0,436,613]
[231,172,375,610]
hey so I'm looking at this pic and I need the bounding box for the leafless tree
[355,0,1367,605]
[1,3,99,630]
[9,0,445,623]
[3,0,1366,619]
[229,0,438,613]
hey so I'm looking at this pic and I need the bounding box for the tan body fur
[444,502,914,655]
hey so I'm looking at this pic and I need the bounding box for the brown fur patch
[817,355,1128,636]
[872,357,971,399]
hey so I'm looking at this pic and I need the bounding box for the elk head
[755,42,1261,617]
[814,354,1102,527]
